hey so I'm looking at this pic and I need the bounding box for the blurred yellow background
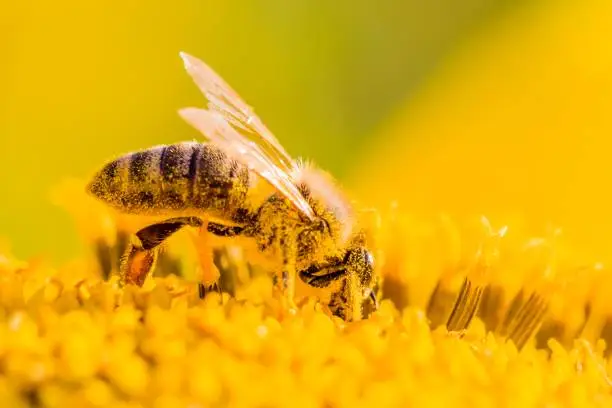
[3,0,612,265]
[352,0,612,263]
[0,0,514,260]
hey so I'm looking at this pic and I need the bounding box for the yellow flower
[3,2,612,405]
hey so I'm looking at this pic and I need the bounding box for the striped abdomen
[87,142,251,221]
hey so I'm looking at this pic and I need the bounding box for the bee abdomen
[88,142,251,220]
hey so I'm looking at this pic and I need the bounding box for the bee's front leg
[326,248,376,322]
[344,270,364,322]
[325,274,363,322]
[274,231,298,316]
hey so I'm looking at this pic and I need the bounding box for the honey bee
[87,52,378,321]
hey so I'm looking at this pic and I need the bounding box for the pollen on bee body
[86,158,125,203]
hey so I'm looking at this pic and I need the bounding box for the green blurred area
[0,0,521,261]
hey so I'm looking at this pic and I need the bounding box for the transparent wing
[179,107,315,220]
[179,51,298,177]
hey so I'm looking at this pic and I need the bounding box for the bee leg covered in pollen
[275,232,298,316]
[198,222,246,299]
[344,247,376,321]
[191,221,221,300]
[120,240,159,287]
[120,216,203,286]
[328,280,350,321]
[345,271,364,322]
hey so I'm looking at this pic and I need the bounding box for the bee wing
[178,107,316,220]
[179,51,297,176]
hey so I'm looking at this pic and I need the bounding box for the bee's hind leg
[120,216,203,287]
[191,222,220,300]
